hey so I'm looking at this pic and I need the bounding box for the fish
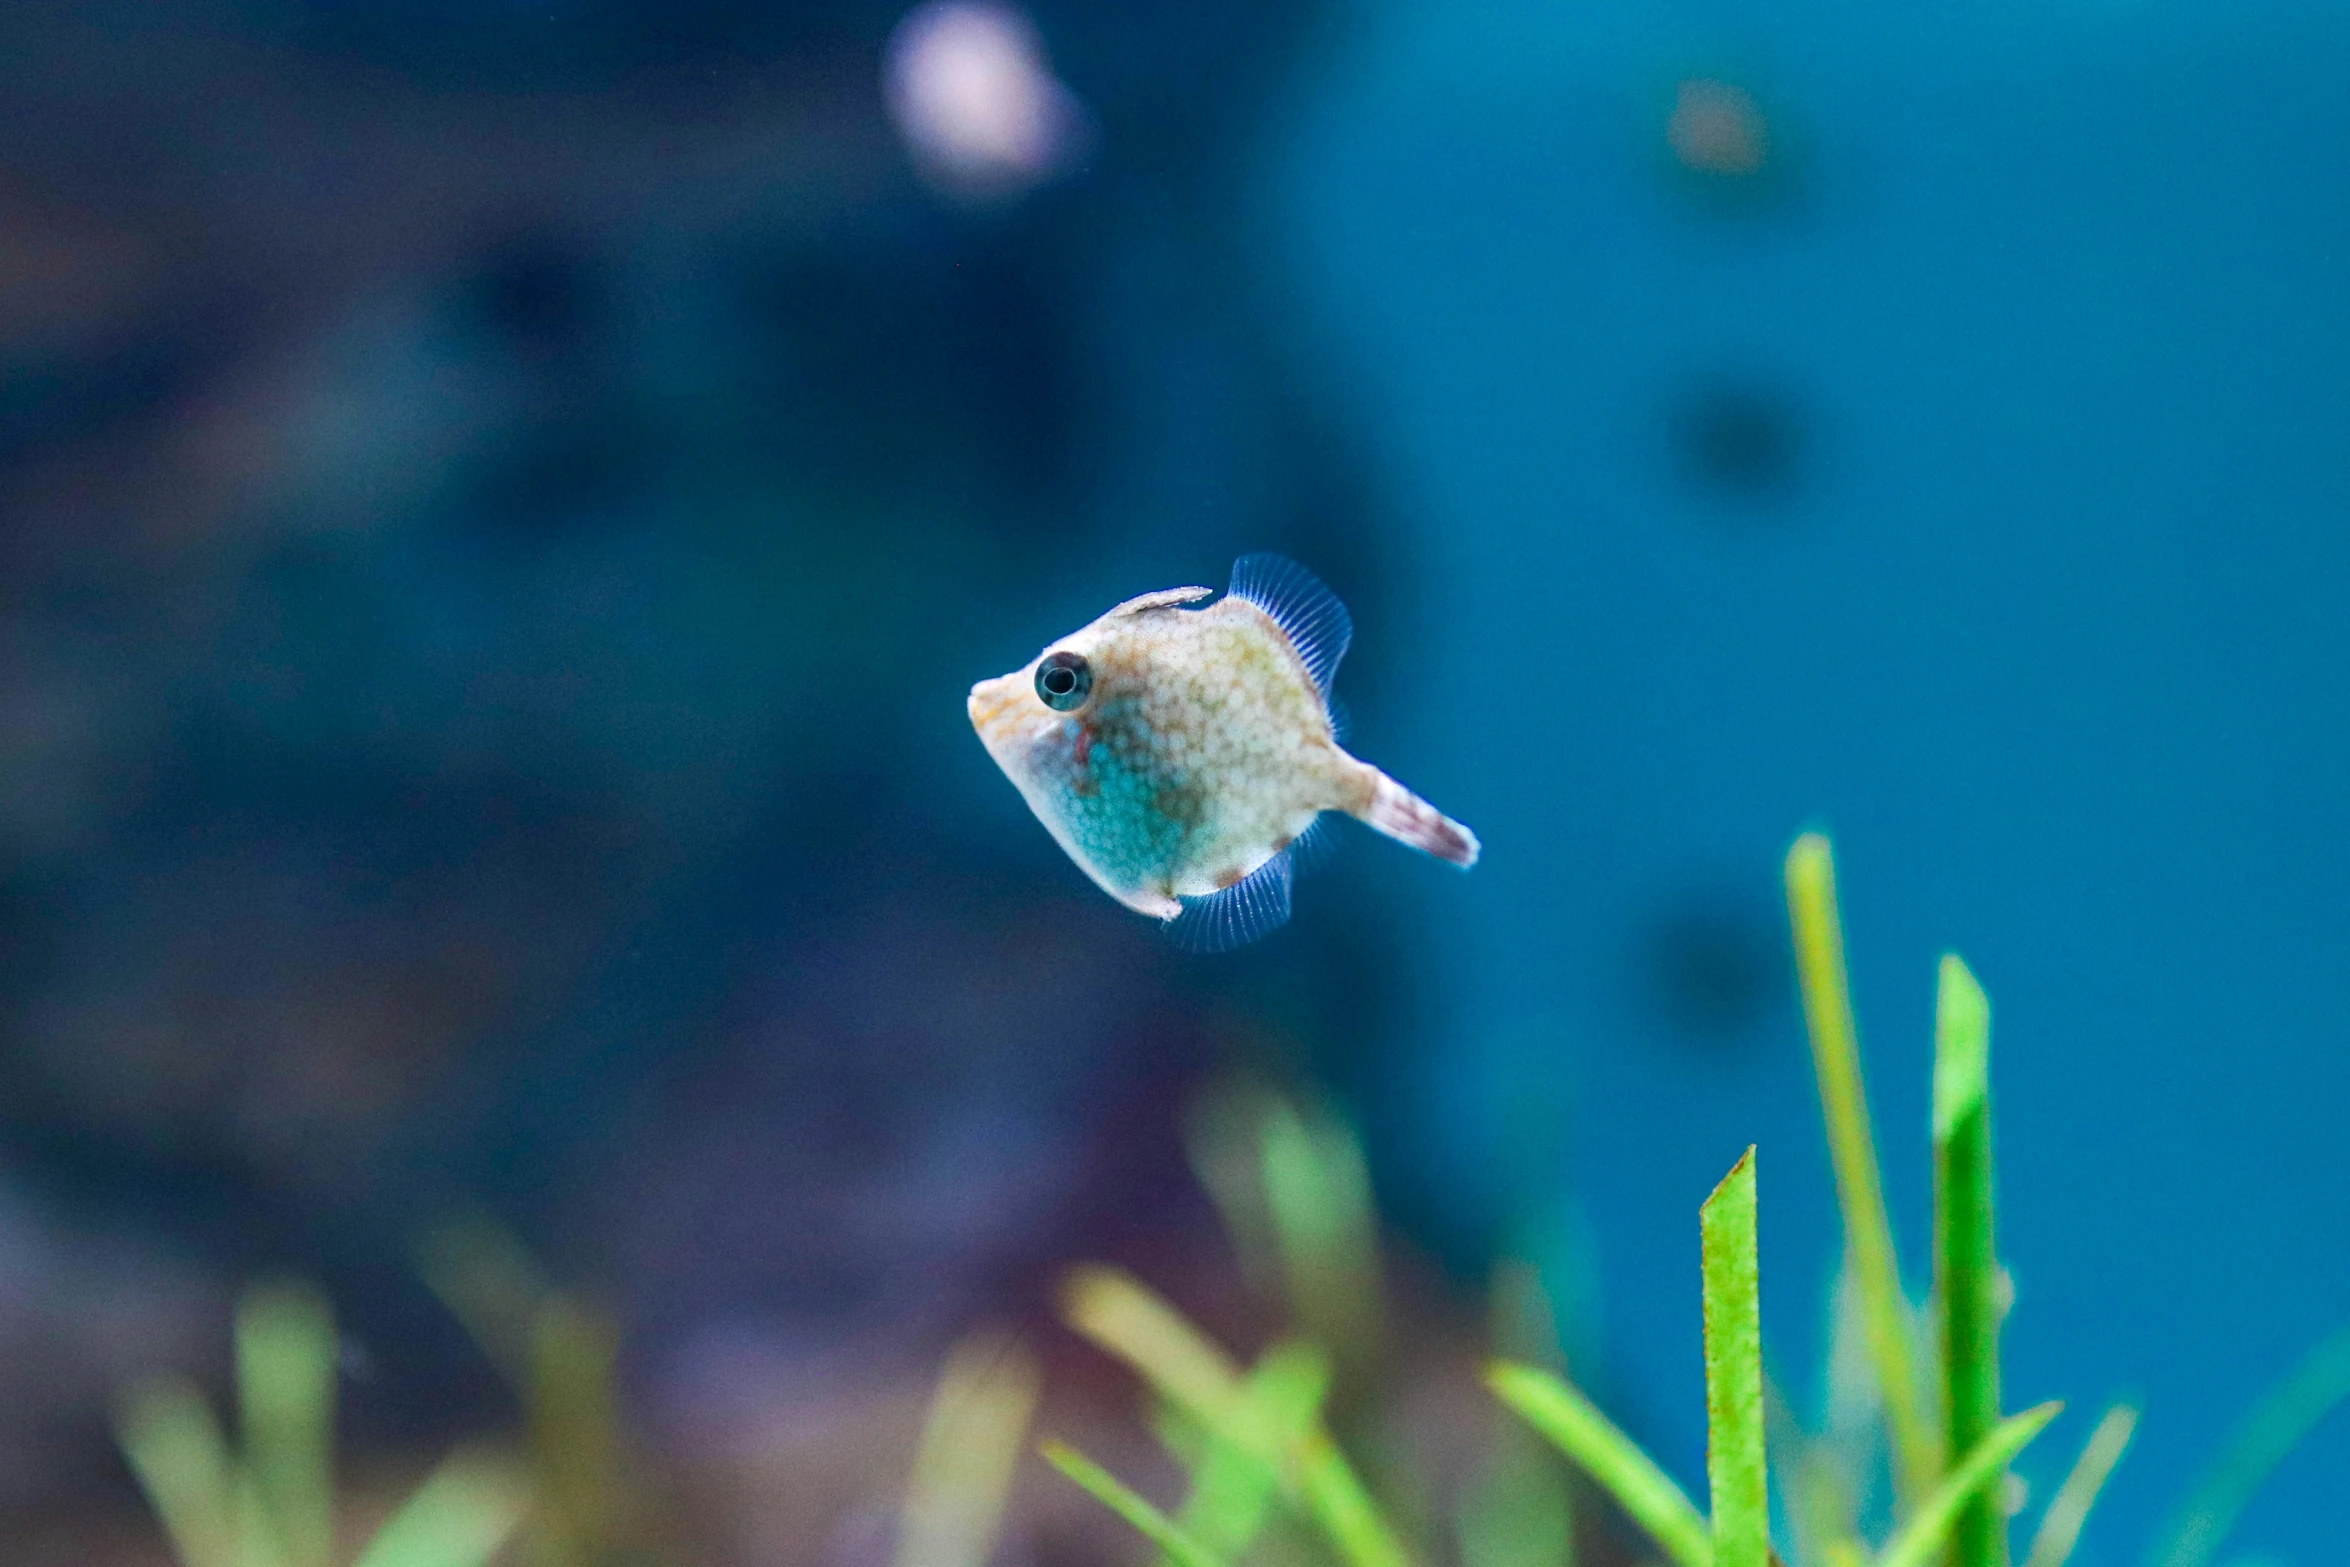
[967,553,1479,950]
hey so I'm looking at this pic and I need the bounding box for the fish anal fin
[1283,812,1339,872]
[1228,553,1354,696]
[1164,850,1295,953]
[1355,771,1480,868]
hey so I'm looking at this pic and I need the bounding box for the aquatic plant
[1037,832,2349,1567]
[115,1281,526,1567]
[891,1329,1042,1567]
[106,838,2348,1567]
[417,1217,664,1567]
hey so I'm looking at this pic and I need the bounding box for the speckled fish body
[968,554,1478,949]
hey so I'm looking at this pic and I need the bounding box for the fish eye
[1035,651,1093,711]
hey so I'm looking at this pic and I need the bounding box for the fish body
[968,554,1478,949]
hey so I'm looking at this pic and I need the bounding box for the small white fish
[968,554,1479,949]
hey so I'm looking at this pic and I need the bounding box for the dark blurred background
[0,0,2342,1561]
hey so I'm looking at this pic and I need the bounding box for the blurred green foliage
[115,1282,526,1567]
[108,838,2350,1567]
[419,1217,657,1567]
[894,1332,1041,1567]
[1041,833,2349,1567]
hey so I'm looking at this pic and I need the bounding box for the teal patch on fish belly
[1058,714,1192,889]
[1166,848,1295,952]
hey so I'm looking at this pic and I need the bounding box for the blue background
[1276,0,2350,1555]
[0,0,2339,1559]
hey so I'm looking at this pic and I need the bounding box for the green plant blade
[237,1282,337,1567]
[1261,1097,1384,1372]
[1486,1361,1712,1567]
[1041,1441,1229,1567]
[1874,1402,2062,1567]
[2145,1319,2350,1567]
[893,1331,1041,1567]
[1933,955,2003,1567]
[1459,1422,1575,1567]
[1463,1264,1577,1567]
[1295,1429,1412,1567]
[528,1298,628,1567]
[1701,1150,1767,1567]
[1063,1267,1251,1438]
[2021,1404,2137,1567]
[1177,1342,1331,1562]
[1460,1263,1575,1567]
[116,1376,242,1567]
[350,1450,528,1567]
[415,1216,551,1387]
[1185,1078,1288,1307]
[1062,1267,1413,1567]
[1785,834,1936,1512]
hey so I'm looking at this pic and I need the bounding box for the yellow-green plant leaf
[1785,833,1937,1512]
[238,1283,337,1567]
[116,1376,241,1567]
[1184,1077,1289,1307]
[1063,1267,1252,1441]
[415,1217,551,1386]
[1294,1428,1412,1567]
[1459,1419,1574,1567]
[893,1331,1041,1567]
[529,1299,626,1564]
[350,1450,528,1567]
[2147,1321,2350,1567]
[1260,1098,1383,1367]
[1042,1441,1228,1567]
[1701,1150,1767,1567]
[1062,1267,1411,1567]
[1178,1341,1331,1562]
[2021,1404,2136,1567]
[1487,1361,1712,1567]
[1464,1264,1576,1567]
[1874,1403,2062,1567]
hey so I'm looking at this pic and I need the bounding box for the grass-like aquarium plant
[115,1283,526,1567]
[1037,833,2350,1567]
[111,834,2348,1567]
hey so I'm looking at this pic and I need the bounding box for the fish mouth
[967,670,1039,751]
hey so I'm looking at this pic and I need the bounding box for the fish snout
[966,670,1035,746]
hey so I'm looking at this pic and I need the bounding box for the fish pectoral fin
[1163,851,1295,953]
[1227,553,1354,695]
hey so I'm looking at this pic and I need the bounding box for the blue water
[4,0,2340,1550]
[1277,0,2350,1557]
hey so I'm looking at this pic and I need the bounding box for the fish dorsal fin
[1227,553,1352,695]
[1165,850,1294,953]
[1107,585,1215,618]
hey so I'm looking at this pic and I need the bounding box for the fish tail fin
[1353,769,1480,868]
